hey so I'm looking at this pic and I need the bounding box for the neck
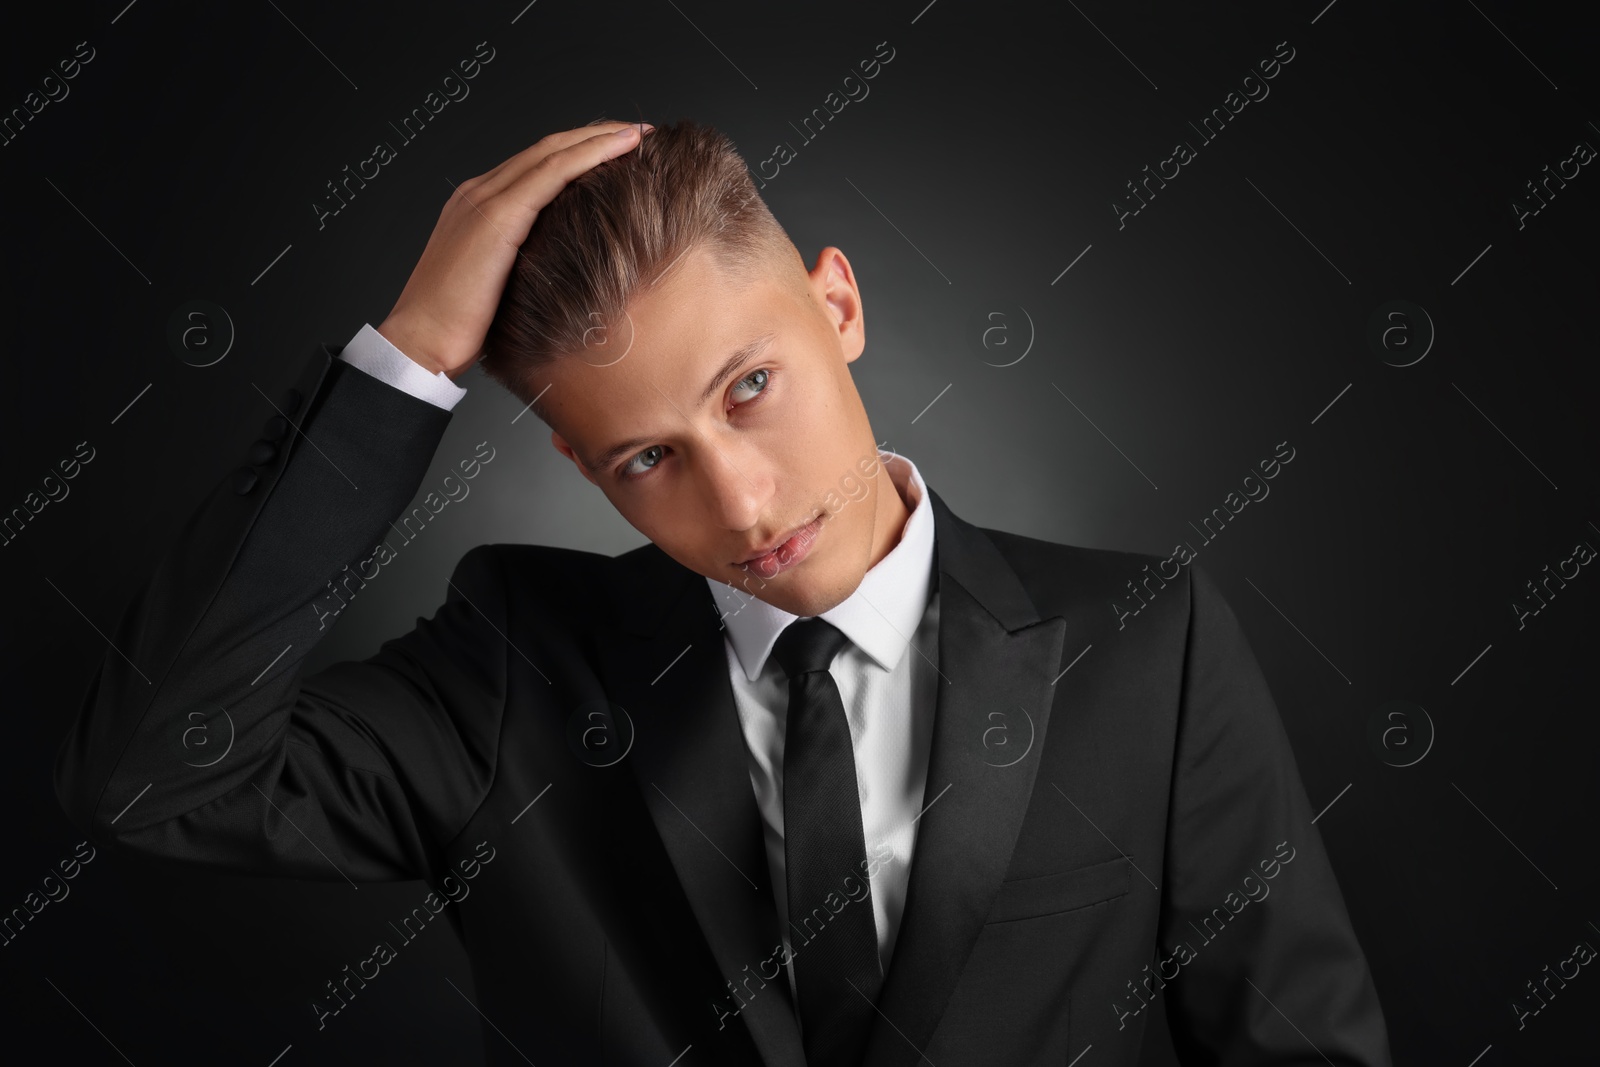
[866,458,914,571]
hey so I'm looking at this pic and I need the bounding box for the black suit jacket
[55,344,1392,1066]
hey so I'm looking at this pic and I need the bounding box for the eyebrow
[587,331,778,473]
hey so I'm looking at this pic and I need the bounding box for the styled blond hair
[479,118,797,411]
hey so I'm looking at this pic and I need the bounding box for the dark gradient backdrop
[2,1,1595,1064]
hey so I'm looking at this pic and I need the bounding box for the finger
[490,124,654,218]
[477,120,653,192]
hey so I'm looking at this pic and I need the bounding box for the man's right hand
[376,119,654,381]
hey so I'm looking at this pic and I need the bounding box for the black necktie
[772,617,883,1066]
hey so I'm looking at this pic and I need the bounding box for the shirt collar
[705,450,936,682]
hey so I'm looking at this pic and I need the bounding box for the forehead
[538,245,796,450]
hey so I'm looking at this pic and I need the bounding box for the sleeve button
[232,466,259,495]
[247,440,278,465]
[261,415,288,441]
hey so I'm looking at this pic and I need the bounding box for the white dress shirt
[337,324,941,1005]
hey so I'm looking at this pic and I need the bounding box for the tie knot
[770,617,851,679]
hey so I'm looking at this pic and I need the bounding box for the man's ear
[809,246,865,364]
[551,430,599,487]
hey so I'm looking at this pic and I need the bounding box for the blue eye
[621,444,666,479]
[618,367,774,482]
[731,367,770,404]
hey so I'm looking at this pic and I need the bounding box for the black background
[2,1,1595,1064]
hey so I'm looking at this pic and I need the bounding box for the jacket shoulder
[450,539,679,618]
[978,525,1190,627]
[981,524,1166,587]
[458,540,616,580]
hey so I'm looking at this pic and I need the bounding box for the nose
[695,432,773,536]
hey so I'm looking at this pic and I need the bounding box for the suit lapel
[596,485,1066,1067]
[860,488,1067,1067]
[597,547,806,1067]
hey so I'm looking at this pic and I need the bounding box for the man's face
[541,242,904,618]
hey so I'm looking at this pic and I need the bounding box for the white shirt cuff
[338,323,468,411]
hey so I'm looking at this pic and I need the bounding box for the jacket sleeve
[53,343,509,886]
[1156,564,1393,1065]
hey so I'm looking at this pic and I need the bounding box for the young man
[55,119,1392,1066]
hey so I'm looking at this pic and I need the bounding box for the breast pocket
[986,855,1131,923]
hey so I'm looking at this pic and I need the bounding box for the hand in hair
[376,120,655,381]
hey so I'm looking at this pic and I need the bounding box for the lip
[735,515,823,573]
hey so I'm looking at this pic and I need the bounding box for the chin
[780,565,865,617]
